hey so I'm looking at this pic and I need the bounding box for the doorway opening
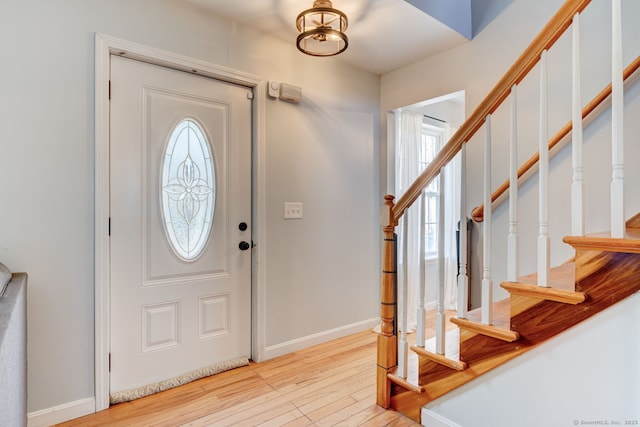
[387,90,465,330]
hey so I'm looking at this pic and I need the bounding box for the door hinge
[108,217,111,236]
[108,353,111,372]
[247,91,254,100]
[108,80,111,100]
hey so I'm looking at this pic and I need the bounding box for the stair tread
[465,298,511,326]
[450,317,520,342]
[411,329,467,371]
[501,282,586,303]
[511,262,576,291]
[563,229,640,253]
[501,264,586,305]
[388,351,424,394]
[411,346,467,371]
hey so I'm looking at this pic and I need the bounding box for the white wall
[0,0,380,416]
[423,291,640,426]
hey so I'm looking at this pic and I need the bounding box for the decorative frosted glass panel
[161,119,215,261]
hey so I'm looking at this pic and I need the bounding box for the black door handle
[239,241,251,251]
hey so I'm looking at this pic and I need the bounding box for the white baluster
[436,169,446,354]
[572,12,585,237]
[508,85,519,282]
[398,213,409,378]
[457,143,469,319]
[416,191,426,348]
[538,50,550,287]
[482,115,493,325]
[611,0,624,238]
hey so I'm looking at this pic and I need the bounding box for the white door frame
[94,33,267,411]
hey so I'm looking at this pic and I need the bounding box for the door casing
[94,33,267,411]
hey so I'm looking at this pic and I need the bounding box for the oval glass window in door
[161,119,216,261]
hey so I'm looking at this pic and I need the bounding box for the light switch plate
[284,202,303,219]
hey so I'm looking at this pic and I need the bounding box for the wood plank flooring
[56,330,420,427]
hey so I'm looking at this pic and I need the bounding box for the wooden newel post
[377,194,398,408]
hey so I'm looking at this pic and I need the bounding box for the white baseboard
[262,317,379,360]
[28,397,95,427]
[421,408,461,427]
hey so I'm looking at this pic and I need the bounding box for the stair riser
[574,249,612,284]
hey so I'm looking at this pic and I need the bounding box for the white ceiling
[178,0,471,75]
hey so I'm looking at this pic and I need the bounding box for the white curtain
[395,111,425,331]
[395,111,460,332]
[442,124,460,310]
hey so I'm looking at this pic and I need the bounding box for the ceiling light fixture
[296,0,348,57]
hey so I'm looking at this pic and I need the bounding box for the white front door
[109,55,252,395]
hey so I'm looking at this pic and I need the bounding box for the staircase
[391,223,640,421]
[376,0,640,423]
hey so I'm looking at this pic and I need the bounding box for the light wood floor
[56,330,420,427]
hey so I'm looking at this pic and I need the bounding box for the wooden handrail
[389,0,592,224]
[471,55,640,222]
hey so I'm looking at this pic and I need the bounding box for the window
[394,99,464,313]
[161,119,216,261]
[420,121,445,257]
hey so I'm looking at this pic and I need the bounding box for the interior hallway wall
[0,0,380,415]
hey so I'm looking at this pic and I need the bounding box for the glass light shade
[296,1,348,57]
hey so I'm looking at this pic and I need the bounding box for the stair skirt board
[109,356,249,404]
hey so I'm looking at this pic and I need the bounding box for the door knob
[239,241,251,251]
[238,222,248,231]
